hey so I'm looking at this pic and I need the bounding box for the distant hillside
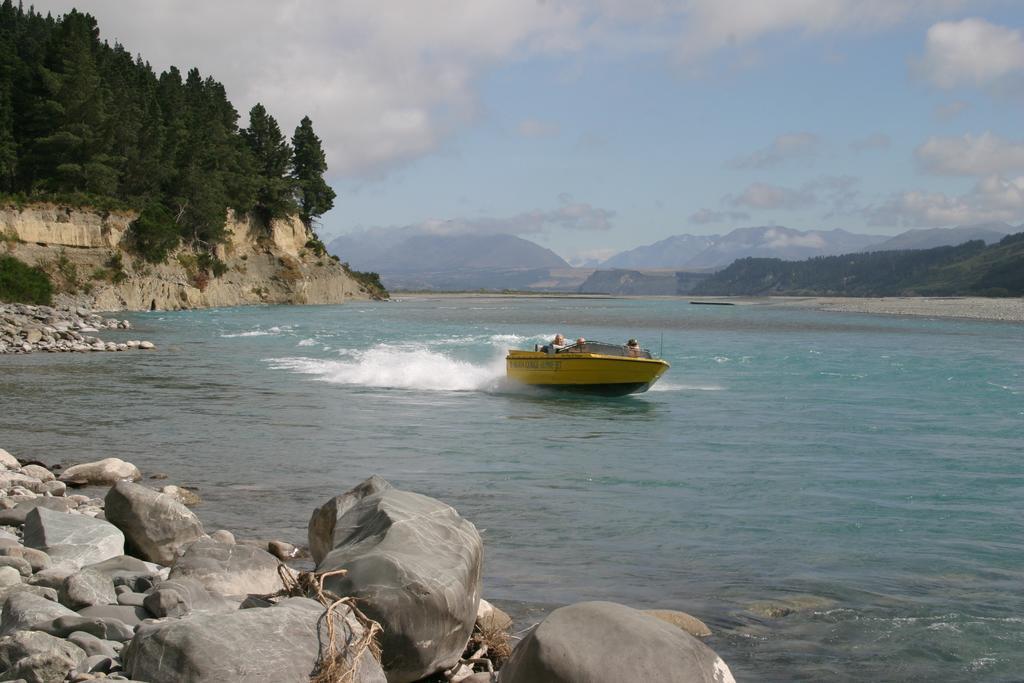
[578,269,712,295]
[325,231,574,290]
[692,226,879,267]
[864,223,1013,252]
[601,226,881,269]
[693,233,1024,297]
[601,234,718,268]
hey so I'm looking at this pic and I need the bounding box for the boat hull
[506,350,669,395]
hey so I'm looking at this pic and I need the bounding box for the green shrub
[56,249,79,288]
[340,261,388,298]
[1,228,21,247]
[129,203,180,263]
[196,252,228,278]
[0,255,54,305]
[305,237,327,257]
[90,252,129,285]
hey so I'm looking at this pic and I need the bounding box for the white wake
[265,335,544,392]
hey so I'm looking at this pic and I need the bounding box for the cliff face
[0,205,378,311]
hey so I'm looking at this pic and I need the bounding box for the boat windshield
[556,340,653,359]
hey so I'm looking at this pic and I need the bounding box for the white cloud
[726,182,815,210]
[25,0,991,181]
[565,247,620,267]
[762,228,825,249]
[721,175,859,214]
[517,119,562,139]
[30,0,583,177]
[728,132,819,169]
[850,132,890,151]
[916,18,1024,88]
[689,208,751,224]
[675,0,947,62]
[916,132,1024,176]
[413,194,614,236]
[867,174,1024,227]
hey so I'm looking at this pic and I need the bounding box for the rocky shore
[0,447,735,683]
[0,304,155,355]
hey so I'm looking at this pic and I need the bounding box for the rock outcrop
[122,598,386,683]
[104,482,205,565]
[499,601,735,683]
[1,204,383,311]
[0,445,738,683]
[310,476,483,683]
[59,458,142,487]
[168,538,281,597]
[22,507,125,569]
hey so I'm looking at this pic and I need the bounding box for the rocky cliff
[1,205,380,311]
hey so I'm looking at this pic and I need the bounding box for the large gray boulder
[104,482,204,565]
[499,601,736,683]
[19,465,54,483]
[309,476,482,683]
[58,569,116,610]
[0,498,75,527]
[0,630,86,683]
[122,597,386,683]
[84,555,158,594]
[22,507,124,569]
[0,545,52,573]
[65,631,119,659]
[0,565,22,589]
[0,592,76,636]
[58,458,141,487]
[142,577,232,618]
[37,613,134,642]
[0,448,19,469]
[169,538,281,597]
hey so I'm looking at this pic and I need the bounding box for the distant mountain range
[600,234,718,268]
[859,223,1012,252]
[326,223,1017,292]
[327,232,568,272]
[694,232,1024,297]
[599,224,1013,270]
[325,231,581,290]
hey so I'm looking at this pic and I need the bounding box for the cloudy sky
[32,1,1024,263]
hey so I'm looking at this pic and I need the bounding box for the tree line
[693,233,1024,297]
[0,3,336,262]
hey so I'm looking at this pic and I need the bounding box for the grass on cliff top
[0,254,54,305]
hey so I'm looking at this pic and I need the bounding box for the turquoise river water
[1,296,1022,681]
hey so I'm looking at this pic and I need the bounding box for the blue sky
[32,1,1024,263]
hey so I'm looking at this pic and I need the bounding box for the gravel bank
[768,296,1024,323]
[0,303,155,354]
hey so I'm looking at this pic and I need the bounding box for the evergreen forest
[693,233,1024,297]
[0,3,336,262]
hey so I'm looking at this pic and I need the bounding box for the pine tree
[35,10,116,194]
[241,103,295,225]
[1,5,337,259]
[290,115,335,226]
[0,4,18,192]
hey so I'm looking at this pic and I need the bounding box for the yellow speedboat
[506,340,669,395]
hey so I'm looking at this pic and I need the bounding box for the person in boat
[626,338,641,357]
[574,337,586,351]
[542,333,567,354]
